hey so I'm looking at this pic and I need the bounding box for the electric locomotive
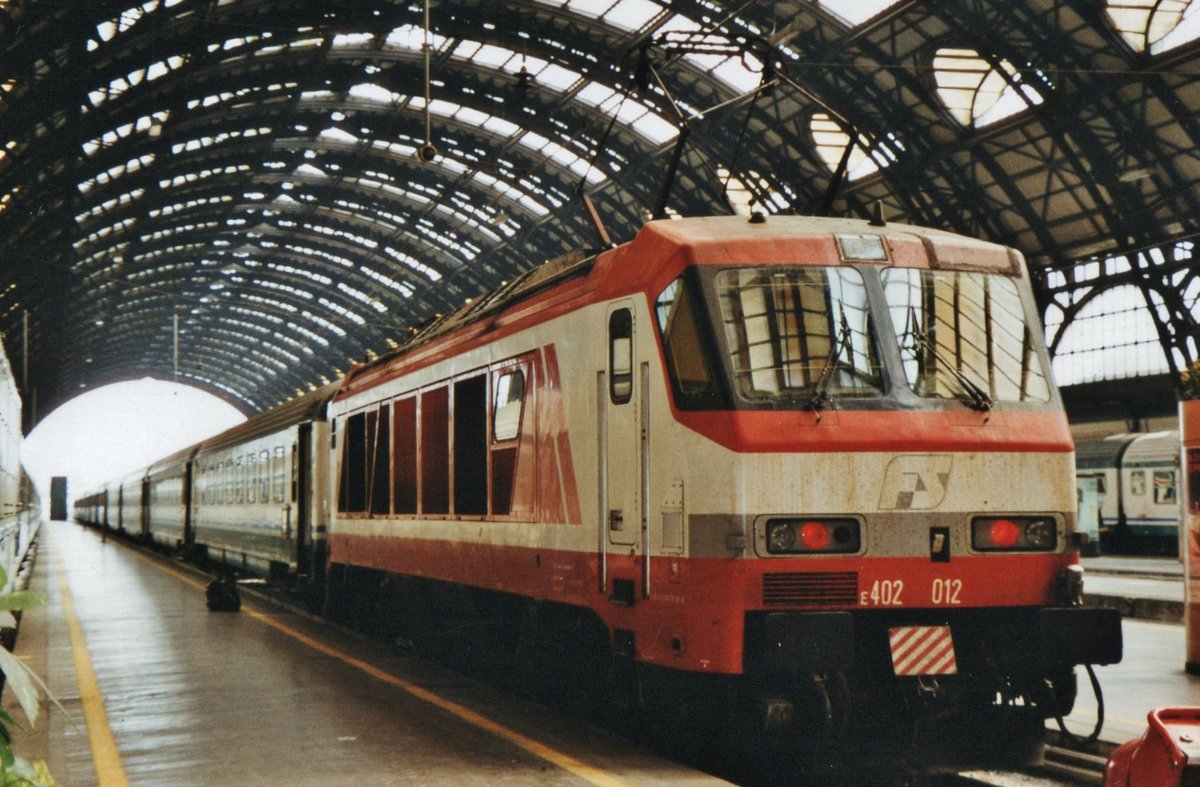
[326,213,1122,773]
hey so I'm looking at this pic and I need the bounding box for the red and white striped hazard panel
[888,625,958,676]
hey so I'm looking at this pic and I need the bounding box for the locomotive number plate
[888,625,958,676]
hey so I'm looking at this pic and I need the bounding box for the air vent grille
[763,572,858,606]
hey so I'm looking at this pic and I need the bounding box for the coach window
[1130,470,1146,497]
[610,309,633,404]
[290,443,299,503]
[492,368,525,516]
[393,397,418,514]
[247,454,257,504]
[455,375,488,516]
[274,446,286,503]
[1154,470,1176,504]
[259,449,270,503]
[493,370,525,441]
[338,412,368,513]
[421,387,451,515]
[369,407,391,515]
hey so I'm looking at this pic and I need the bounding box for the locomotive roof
[626,215,1021,274]
[339,215,1025,396]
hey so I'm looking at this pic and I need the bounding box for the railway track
[950,735,1110,786]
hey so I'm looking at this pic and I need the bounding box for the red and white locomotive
[326,213,1120,771]
[78,214,1122,773]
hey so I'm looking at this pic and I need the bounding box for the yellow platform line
[53,554,129,787]
[128,549,631,787]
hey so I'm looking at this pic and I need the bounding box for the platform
[1054,555,1197,749]
[4,522,726,786]
[1081,554,1184,622]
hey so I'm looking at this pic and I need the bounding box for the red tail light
[989,519,1020,548]
[800,522,831,550]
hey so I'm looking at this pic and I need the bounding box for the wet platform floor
[7,521,1200,786]
[6,522,727,786]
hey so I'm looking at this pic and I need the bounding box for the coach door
[293,425,311,571]
[602,303,648,604]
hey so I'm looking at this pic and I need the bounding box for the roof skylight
[933,48,1044,127]
[817,0,902,26]
[1106,0,1200,53]
[810,114,880,180]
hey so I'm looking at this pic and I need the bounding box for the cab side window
[609,309,633,404]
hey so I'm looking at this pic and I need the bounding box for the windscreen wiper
[808,310,852,412]
[905,307,994,412]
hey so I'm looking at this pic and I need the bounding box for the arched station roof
[3,0,1200,424]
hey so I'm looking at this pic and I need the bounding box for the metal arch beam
[95,192,468,316]
[953,0,1200,369]
[1060,0,1200,225]
[45,20,662,190]
[77,308,328,398]
[65,245,392,361]
[57,65,643,273]
[928,0,1200,274]
[790,25,982,232]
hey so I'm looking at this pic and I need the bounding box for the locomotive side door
[602,303,645,603]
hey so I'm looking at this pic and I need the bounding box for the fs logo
[879,455,953,510]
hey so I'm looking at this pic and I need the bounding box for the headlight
[765,518,861,554]
[971,516,1058,552]
[767,521,797,552]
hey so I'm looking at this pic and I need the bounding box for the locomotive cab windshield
[655,262,1053,413]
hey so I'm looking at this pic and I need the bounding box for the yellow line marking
[53,554,129,787]
[126,548,631,787]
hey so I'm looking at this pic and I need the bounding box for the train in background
[75,214,1122,776]
[0,342,41,593]
[1076,430,1181,556]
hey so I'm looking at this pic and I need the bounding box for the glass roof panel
[386,25,449,51]
[1150,0,1200,53]
[349,83,403,104]
[604,0,663,31]
[810,113,878,180]
[1106,0,1188,51]
[333,33,374,48]
[818,0,902,26]
[933,48,1041,127]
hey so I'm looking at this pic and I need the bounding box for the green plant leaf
[0,593,47,613]
[0,649,38,726]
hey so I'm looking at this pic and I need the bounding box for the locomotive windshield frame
[654,262,1058,413]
